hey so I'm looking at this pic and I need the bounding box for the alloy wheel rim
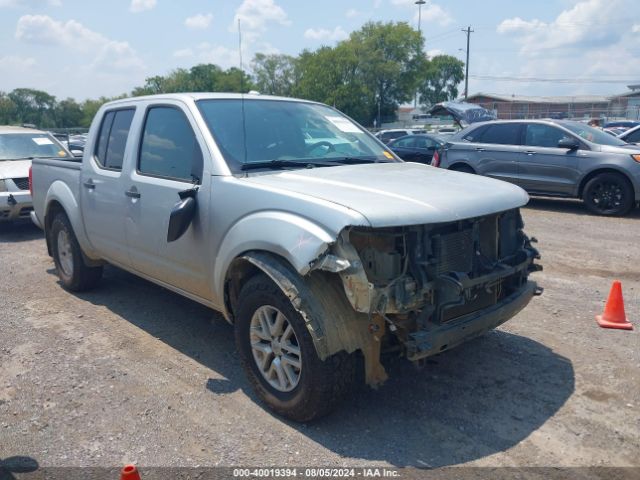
[591,181,623,211]
[249,305,302,392]
[57,230,74,277]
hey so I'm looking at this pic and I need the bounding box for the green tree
[293,22,424,126]
[252,53,297,96]
[419,55,465,106]
[80,97,111,127]
[349,21,425,125]
[55,98,83,128]
[8,88,57,128]
[0,92,17,125]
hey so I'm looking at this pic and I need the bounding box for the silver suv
[436,119,640,216]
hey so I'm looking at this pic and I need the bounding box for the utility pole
[414,1,426,108]
[462,26,473,99]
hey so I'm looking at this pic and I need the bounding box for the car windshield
[0,133,71,161]
[562,121,627,147]
[197,99,397,172]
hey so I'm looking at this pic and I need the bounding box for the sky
[0,0,639,101]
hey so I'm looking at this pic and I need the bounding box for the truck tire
[234,274,356,422]
[50,212,103,292]
[582,172,634,216]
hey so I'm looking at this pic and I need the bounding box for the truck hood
[244,162,529,227]
[0,159,31,180]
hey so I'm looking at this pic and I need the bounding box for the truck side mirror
[167,191,197,242]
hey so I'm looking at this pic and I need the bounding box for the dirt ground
[1,198,639,472]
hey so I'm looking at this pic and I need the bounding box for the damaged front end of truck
[308,207,542,386]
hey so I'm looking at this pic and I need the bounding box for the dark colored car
[619,125,640,144]
[435,119,640,216]
[604,121,639,130]
[388,133,444,164]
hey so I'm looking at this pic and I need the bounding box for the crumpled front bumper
[405,280,539,361]
[0,191,33,222]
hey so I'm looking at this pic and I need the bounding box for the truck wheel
[50,213,103,291]
[234,274,356,422]
[582,172,633,216]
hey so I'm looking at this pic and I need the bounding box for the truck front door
[124,103,212,300]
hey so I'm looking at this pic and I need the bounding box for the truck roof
[104,92,319,107]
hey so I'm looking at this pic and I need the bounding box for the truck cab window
[138,107,203,183]
[94,109,135,170]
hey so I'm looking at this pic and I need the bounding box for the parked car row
[0,126,72,222]
[433,119,640,216]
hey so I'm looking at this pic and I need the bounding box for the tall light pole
[414,1,426,108]
[415,0,426,35]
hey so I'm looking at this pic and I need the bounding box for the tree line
[0,21,463,129]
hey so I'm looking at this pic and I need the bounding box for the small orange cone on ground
[596,281,633,330]
[120,464,141,480]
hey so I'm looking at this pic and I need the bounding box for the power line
[470,75,639,84]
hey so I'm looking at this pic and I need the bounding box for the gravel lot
[1,198,639,472]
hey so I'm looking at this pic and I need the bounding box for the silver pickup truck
[31,93,541,421]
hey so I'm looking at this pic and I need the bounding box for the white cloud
[0,54,36,69]
[0,0,60,6]
[194,43,239,69]
[15,15,144,71]
[345,8,360,19]
[392,1,453,27]
[231,0,290,42]
[491,0,640,97]
[497,0,624,54]
[412,4,453,26]
[304,26,348,42]
[130,0,156,13]
[426,48,444,59]
[184,13,213,30]
[632,24,640,33]
[172,48,193,58]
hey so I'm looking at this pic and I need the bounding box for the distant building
[465,85,640,121]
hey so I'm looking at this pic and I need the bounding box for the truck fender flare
[226,251,388,387]
[214,211,337,303]
[44,180,98,260]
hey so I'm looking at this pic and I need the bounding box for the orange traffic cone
[120,464,141,480]
[596,281,633,330]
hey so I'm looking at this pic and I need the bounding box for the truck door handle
[125,188,141,199]
[524,150,536,155]
[83,180,96,190]
[475,147,485,152]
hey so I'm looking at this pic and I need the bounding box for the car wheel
[582,173,633,216]
[235,274,357,422]
[450,164,475,174]
[50,212,103,291]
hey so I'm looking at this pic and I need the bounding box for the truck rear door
[80,108,135,267]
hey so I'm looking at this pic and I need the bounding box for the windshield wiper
[240,156,389,171]
[241,159,340,171]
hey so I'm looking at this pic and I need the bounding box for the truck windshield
[196,98,397,172]
[0,133,71,161]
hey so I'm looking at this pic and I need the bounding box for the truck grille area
[348,208,539,321]
[434,229,474,275]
